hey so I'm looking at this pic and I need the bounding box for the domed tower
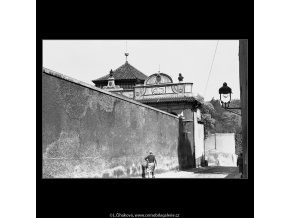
[92,53,148,90]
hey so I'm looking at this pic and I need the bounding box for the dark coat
[145,154,156,163]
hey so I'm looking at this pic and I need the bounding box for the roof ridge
[126,62,149,80]
[114,62,126,71]
[92,61,147,82]
[118,62,138,79]
[126,62,143,78]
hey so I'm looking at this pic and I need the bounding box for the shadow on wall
[178,132,194,170]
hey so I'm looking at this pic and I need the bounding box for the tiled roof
[136,96,199,103]
[92,61,148,82]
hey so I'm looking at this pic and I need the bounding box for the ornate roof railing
[134,82,194,100]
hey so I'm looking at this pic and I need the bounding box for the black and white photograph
[9,0,287,217]
[42,40,248,179]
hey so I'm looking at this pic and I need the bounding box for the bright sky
[43,40,240,101]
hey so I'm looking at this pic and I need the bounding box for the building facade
[92,55,205,168]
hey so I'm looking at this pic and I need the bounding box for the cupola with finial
[92,40,148,90]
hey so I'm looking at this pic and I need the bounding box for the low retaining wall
[205,150,237,167]
[42,68,180,178]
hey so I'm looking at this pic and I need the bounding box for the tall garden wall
[42,68,180,178]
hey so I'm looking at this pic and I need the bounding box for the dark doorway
[177,119,195,170]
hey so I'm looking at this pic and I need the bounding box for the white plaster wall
[194,111,205,166]
[204,133,237,166]
[215,133,235,154]
[205,133,235,154]
[205,134,216,152]
[195,123,204,159]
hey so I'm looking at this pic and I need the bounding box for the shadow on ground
[181,166,240,178]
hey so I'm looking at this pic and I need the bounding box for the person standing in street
[145,151,157,178]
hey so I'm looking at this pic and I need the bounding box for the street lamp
[219,82,232,108]
[218,82,241,115]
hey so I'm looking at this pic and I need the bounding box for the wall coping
[43,67,179,119]
[134,82,194,88]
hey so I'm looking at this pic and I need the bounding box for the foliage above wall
[196,94,242,138]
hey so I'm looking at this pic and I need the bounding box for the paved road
[151,166,241,178]
[156,171,227,178]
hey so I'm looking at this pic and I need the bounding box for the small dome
[145,73,173,85]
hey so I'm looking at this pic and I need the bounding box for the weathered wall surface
[135,102,205,169]
[205,150,237,167]
[42,69,179,178]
